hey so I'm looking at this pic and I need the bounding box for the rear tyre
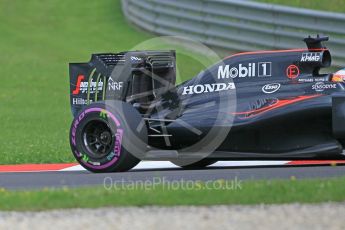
[70,101,147,173]
[171,159,217,169]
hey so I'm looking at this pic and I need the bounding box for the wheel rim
[82,120,115,158]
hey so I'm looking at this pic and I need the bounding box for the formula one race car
[69,36,345,173]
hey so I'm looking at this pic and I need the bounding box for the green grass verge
[1,176,345,211]
[256,0,345,13]
[0,0,209,164]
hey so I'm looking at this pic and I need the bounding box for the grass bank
[0,176,344,211]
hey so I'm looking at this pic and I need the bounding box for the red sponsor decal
[286,65,300,79]
[72,75,85,95]
[233,95,322,119]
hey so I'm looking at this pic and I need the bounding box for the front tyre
[70,101,147,173]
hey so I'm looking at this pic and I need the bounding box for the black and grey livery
[69,36,345,173]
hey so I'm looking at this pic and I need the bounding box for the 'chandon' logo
[218,62,272,79]
[182,83,235,95]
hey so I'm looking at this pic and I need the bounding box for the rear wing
[69,51,176,117]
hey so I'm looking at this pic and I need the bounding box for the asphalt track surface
[1,164,345,189]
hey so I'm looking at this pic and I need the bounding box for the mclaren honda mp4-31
[69,36,345,173]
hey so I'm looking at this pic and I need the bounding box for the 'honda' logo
[182,83,235,95]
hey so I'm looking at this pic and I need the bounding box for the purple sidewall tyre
[69,100,147,173]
